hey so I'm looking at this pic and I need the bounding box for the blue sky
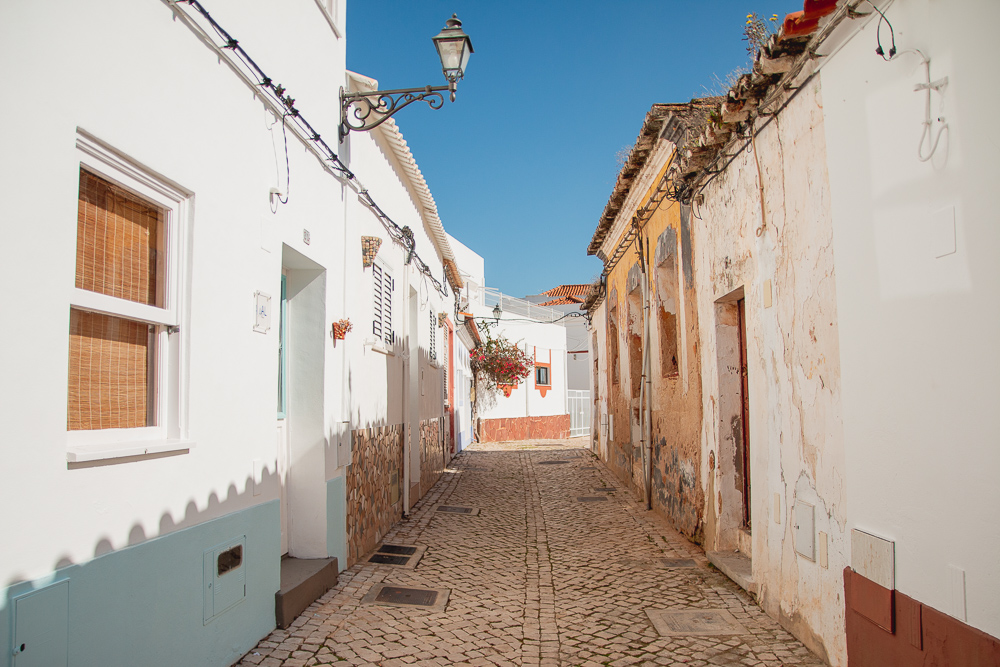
[347,1,804,297]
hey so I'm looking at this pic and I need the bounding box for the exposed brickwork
[346,425,404,567]
[479,414,570,442]
[237,439,824,667]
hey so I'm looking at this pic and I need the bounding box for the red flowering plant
[469,321,533,416]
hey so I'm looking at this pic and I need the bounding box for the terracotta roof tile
[541,284,591,297]
[538,296,584,307]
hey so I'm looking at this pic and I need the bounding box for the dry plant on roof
[470,321,533,433]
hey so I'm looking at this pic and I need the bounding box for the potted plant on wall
[332,318,353,340]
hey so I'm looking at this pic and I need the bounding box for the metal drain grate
[368,553,410,565]
[376,586,438,606]
[660,558,697,568]
[378,544,417,555]
[577,496,609,502]
[437,506,472,514]
[538,460,569,465]
[593,487,616,492]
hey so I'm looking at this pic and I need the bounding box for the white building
[0,2,466,665]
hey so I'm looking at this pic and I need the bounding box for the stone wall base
[478,414,570,442]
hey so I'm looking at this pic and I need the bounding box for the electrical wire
[168,0,451,297]
[864,1,897,60]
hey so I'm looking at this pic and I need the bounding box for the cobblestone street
[239,440,825,667]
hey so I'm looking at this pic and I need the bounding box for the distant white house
[449,262,572,441]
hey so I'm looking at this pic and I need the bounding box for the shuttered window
[429,310,437,360]
[68,169,164,430]
[372,263,394,345]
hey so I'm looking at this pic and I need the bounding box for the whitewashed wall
[0,0,350,584]
[821,0,1000,640]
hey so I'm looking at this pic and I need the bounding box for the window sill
[367,339,395,356]
[67,439,195,464]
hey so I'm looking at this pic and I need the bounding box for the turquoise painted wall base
[1,501,280,667]
[326,477,347,572]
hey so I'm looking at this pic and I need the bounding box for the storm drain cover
[538,460,569,465]
[645,609,748,637]
[377,586,437,606]
[594,487,616,492]
[577,496,609,502]
[364,544,426,568]
[368,553,410,565]
[378,544,417,556]
[361,583,451,612]
[660,558,697,568]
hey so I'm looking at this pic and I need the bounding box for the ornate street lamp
[493,303,502,323]
[340,14,473,141]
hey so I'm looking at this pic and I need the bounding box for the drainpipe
[642,236,654,511]
[401,266,411,517]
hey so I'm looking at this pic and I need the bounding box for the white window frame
[67,130,193,463]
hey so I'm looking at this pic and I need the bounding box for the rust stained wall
[418,417,443,498]
[346,424,404,567]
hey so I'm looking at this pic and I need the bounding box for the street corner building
[0,1,476,665]
[582,1,1000,666]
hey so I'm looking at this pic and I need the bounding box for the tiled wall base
[346,425,403,567]
[478,414,570,442]
[419,418,444,499]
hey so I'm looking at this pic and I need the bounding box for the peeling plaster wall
[692,78,847,666]
[596,152,705,539]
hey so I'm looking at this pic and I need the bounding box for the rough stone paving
[237,439,825,667]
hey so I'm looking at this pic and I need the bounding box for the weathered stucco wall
[346,424,404,566]
[597,152,705,540]
[692,77,847,666]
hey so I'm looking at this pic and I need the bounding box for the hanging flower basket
[498,383,517,398]
[332,318,353,340]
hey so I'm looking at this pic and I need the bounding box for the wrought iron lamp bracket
[339,83,456,141]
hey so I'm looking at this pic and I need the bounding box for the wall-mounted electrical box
[204,536,246,624]
[794,500,815,560]
[12,580,68,667]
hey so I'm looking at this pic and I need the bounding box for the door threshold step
[275,557,338,629]
[707,550,756,595]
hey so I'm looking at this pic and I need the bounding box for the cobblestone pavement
[238,439,825,667]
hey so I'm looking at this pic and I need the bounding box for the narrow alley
[240,439,823,667]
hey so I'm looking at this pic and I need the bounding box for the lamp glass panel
[436,38,464,72]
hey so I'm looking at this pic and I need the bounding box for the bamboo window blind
[68,170,162,430]
[76,170,162,306]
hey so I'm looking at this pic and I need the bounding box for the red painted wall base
[844,567,1000,666]
[478,414,570,442]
